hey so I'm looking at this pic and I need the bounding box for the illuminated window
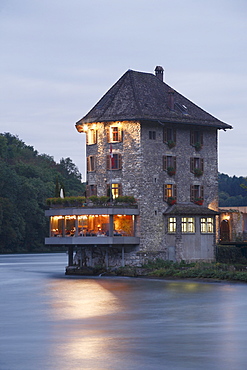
[168,217,176,233]
[50,216,64,237]
[78,215,109,236]
[108,183,122,199]
[87,128,97,145]
[201,217,214,233]
[182,217,195,233]
[65,215,76,236]
[107,154,122,170]
[164,184,177,201]
[113,215,134,236]
[107,126,122,143]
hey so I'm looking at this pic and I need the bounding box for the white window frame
[87,128,97,145]
[182,217,195,233]
[168,217,176,233]
[201,217,214,233]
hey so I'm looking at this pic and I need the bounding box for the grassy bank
[114,259,247,283]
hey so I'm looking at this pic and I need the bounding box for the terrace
[45,196,140,248]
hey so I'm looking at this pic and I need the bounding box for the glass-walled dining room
[49,214,135,237]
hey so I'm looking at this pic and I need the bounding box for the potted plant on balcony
[193,168,203,177]
[167,140,176,149]
[194,142,202,151]
[167,166,176,176]
[167,196,176,206]
[194,197,203,205]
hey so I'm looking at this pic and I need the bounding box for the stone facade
[54,67,232,267]
[79,119,220,263]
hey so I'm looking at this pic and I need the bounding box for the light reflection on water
[1,254,247,370]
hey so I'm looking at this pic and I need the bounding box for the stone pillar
[68,246,74,266]
[109,215,113,237]
[105,248,109,270]
[122,246,125,267]
[75,217,79,237]
[62,217,65,237]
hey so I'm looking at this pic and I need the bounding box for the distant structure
[45,67,232,270]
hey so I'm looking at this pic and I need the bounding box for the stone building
[45,67,232,268]
[219,207,247,243]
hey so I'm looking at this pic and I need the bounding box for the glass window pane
[168,217,176,233]
[113,215,134,236]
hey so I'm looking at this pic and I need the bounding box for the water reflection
[2,254,247,370]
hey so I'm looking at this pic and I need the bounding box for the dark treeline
[219,173,247,206]
[0,133,85,253]
[0,133,246,253]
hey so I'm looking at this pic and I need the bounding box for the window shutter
[163,156,167,170]
[118,154,122,170]
[119,128,122,142]
[200,185,204,199]
[190,131,194,146]
[163,185,166,201]
[86,132,89,145]
[106,127,110,143]
[201,158,204,171]
[94,185,97,196]
[173,129,176,143]
[106,155,110,170]
[190,158,194,172]
[106,184,110,197]
[90,156,95,171]
[94,130,98,144]
[173,184,177,199]
[87,157,90,172]
[200,132,203,145]
[163,128,167,142]
[173,156,176,170]
[118,183,122,196]
[190,185,194,201]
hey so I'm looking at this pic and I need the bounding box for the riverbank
[66,259,247,283]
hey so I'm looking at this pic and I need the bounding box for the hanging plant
[194,197,203,206]
[194,168,203,177]
[167,197,177,206]
[167,140,176,149]
[194,142,202,151]
[167,166,176,176]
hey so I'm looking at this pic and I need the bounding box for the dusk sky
[1,0,247,180]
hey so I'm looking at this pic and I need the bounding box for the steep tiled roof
[76,69,232,130]
[164,203,219,215]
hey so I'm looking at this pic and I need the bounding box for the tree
[0,132,85,253]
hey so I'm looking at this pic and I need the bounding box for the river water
[1,254,247,370]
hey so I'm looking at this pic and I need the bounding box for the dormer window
[107,126,122,143]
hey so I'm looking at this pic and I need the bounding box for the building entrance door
[220,219,230,242]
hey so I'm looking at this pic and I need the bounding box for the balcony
[45,196,140,247]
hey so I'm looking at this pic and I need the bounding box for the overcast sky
[1,0,247,180]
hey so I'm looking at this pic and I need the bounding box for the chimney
[155,66,164,81]
[168,89,175,110]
